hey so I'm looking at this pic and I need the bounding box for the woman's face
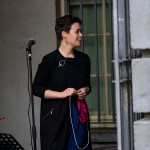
[65,22,83,48]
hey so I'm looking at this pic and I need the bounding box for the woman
[33,15,92,150]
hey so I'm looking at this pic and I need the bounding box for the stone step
[91,129,117,143]
[92,143,117,150]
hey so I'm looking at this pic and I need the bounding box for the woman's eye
[76,30,82,34]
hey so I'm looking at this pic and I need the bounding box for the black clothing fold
[32,49,91,150]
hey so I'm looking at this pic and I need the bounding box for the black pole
[26,39,37,150]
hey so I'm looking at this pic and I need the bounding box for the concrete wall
[0,0,56,149]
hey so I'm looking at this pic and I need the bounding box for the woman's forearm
[44,89,62,99]
[44,88,77,99]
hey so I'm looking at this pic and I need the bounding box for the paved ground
[92,143,117,150]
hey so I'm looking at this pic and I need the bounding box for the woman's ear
[62,31,67,39]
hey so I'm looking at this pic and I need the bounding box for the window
[63,0,115,127]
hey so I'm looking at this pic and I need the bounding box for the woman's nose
[79,32,83,37]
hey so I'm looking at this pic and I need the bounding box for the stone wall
[130,0,150,149]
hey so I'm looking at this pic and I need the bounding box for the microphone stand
[26,47,37,150]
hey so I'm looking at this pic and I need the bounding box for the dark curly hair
[55,15,82,41]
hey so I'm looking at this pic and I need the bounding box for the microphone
[26,38,36,51]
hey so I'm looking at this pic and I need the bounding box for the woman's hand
[60,88,77,98]
[77,86,90,100]
[44,87,90,99]
[44,88,76,99]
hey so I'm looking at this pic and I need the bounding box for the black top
[32,49,91,150]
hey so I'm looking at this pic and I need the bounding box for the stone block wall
[132,58,150,113]
[130,0,150,150]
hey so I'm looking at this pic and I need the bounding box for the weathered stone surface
[130,0,150,49]
[132,58,150,112]
[134,117,150,150]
